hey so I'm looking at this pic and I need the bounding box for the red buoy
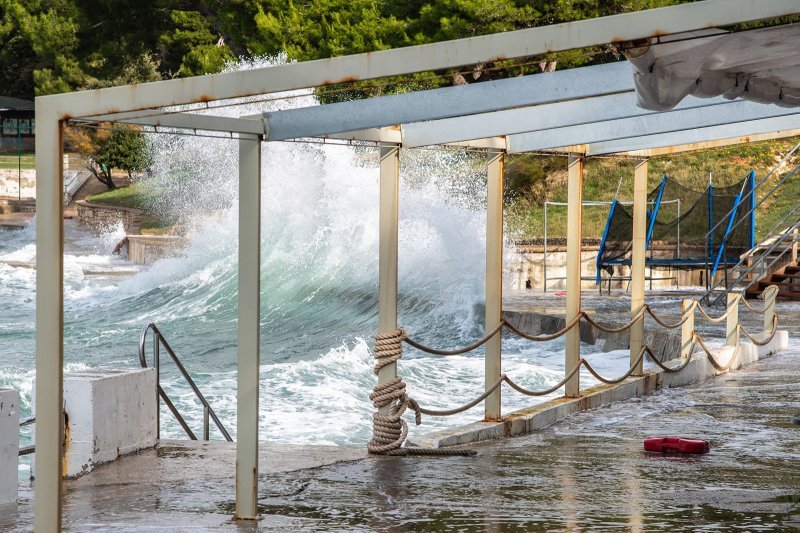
[644,436,709,454]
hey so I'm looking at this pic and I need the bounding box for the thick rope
[695,296,741,324]
[503,312,584,342]
[644,302,697,329]
[694,332,739,372]
[582,306,646,334]
[368,328,476,456]
[404,321,504,356]
[738,316,778,346]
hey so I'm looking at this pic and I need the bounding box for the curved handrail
[139,323,232,442]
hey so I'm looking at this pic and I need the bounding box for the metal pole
[154,334,160,440]
[726,293,738,346]
[236,133,261,520]
[680,299,694,359]
[34,114,64,532]
[543,202,548,292]
[485,148,504,420]
[764,286,777,334]
[565,154,583,397]
[629,159,648,376]
[377,144,400,414]
[203,406,210,441]
[792,228,798,262]
[17,121,21,201]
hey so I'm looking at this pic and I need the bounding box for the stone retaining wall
[124,235,188,265]
[77,200,142,234]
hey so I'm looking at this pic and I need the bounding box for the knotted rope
[368,328,475,456]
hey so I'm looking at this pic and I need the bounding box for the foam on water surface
[0,57,637,455]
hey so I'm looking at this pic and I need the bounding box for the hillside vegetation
[506,138,800,242]
[1,0,695,100]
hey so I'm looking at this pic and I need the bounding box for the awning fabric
[626,23,800,111]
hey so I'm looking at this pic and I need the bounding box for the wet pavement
[4,346,800,531]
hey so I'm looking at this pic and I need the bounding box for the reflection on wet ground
[3,348,799,531]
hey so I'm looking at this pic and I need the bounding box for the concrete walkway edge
[410,331,790,448]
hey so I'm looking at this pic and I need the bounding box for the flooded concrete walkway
[5,347,800,531]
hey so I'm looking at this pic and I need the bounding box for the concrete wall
[125,235,188,265]
[0,390,19,505]
[76,200,142,235]
[33,369,157,479]
[510,244,708,291]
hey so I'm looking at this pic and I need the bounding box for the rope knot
[368,328,421,455]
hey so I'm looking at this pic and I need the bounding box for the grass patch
[0,153,35,170]
[507,137,800,242]
[87,181,176,233]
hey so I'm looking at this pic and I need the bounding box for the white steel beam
[629,160,647,376]
[565,155,583,398]
[34,105,64,533]
[263,62,633,141]
[236,133,261,520]
[377,145,401,414]
[403,93,734,148]
[40,0,799,121]
[72,113,265,136]
[581,116,800,156]
[484,149,504,420]
[507,100,800,153]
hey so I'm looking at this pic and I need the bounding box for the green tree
[66,124,151,190]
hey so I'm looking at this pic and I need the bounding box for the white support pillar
[34,113,64,533]
[377,144,400,414]
[630,159,648,376]
[726,293,739,346]
[763,286,778,334]
[680,299,695,359]
[485,148,504,420]
[236,133,261,520]
[792,228,798,262]
[565,154,583,397]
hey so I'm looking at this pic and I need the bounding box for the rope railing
[368,285,781,455]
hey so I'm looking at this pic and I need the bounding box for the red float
[644,436,710,454]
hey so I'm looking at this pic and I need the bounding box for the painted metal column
[680,299,695,359]
[629,159,648,375]
[763,286,777,334]
[34,112,64,533]
[726,293,739,346]
[565,154,583,397]
[236,133,261,520]
[485,148,504,420]
[377,144,400,414]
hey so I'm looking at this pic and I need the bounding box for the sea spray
[0,56,633,451]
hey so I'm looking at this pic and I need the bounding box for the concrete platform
[4,352,800,530]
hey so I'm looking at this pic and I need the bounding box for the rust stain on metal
[197,94,214,103]
[62,411,70,476]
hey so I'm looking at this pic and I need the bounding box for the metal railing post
[485,148,504,420]
[793,228,798,262]
[726,293,738,346]
[680,299,694,359]
[154,333,160,440]
[630,159,648,376]
[565,154,583,397]
[203,406,210,441]
[764,286,777,334]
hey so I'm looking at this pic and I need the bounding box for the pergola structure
[34,1,800,530]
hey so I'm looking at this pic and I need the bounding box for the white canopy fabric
[627,23,800,110]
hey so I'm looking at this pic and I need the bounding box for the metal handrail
[700,156,800,303]
[139,323,232,442]
[708,219,800,306]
